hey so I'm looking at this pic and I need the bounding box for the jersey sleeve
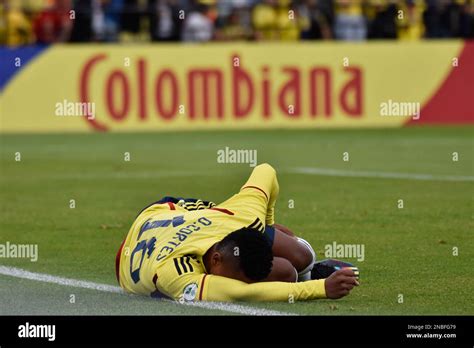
[199,274,327,302]
[155,258,327,302]
[218,163,279,225]
[154,257,207,301]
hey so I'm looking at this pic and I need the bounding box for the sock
[296,237,316,282]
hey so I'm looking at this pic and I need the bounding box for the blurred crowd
[1,0,473,45]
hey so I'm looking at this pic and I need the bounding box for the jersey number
[129,215,185,283]
[130,237,156,283]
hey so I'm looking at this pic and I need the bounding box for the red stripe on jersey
[210,207,234,215]
[167,202,176,210]
[115,239,126,284]
[199,274,208,301]
[241,185,268,201]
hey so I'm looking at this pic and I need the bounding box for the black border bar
[1,315,472,346]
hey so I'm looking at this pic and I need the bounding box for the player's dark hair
[216,227,273,281]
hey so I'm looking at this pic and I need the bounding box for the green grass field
[0,127,473,315]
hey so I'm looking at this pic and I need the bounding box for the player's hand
[324,268,359,299]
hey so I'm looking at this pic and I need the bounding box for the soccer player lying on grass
[116,163,359,302]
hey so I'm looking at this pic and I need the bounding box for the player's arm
[200,274,326,302]
[201,269,358,301]
[218,163,279,225]
[156,260,357,302]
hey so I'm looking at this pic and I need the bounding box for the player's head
[205,227,273,283]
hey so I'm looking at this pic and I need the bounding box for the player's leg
[264,225,316,281]
[267,224,361,282]
[262,257,297,282]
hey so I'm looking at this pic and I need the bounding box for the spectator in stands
[70,0,124,42]
[215,0,253,41]
[5,0,474,45]
[70,0,93,42]
[397,0,425,40]
[334,0,367,40]
[0,3,6,44]
[252,0,278,40]
[102,0,124,41]
[424,0,473,38]
[299,0,333,40]
[149,0,184,41]
[318,0,336,30]
[216,7,253,40]
[4,0,34,46]
[368,0,397,39]
[181,1,216,42]
[121,0,150,41]
[458,0,474,38]
[216,0,254,20]
[276,0,306,40]
[252,0,307,41]
[32,0,73,44]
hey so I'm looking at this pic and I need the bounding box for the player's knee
[280,261,298,283]
[272,258,297,283]
[293,242,314,272]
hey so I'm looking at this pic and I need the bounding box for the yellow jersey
[117,164,326,302]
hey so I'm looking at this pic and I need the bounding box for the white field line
[0,266,293,316]
[288,167,474,182]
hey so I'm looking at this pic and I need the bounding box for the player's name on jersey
[0,241,38,262]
